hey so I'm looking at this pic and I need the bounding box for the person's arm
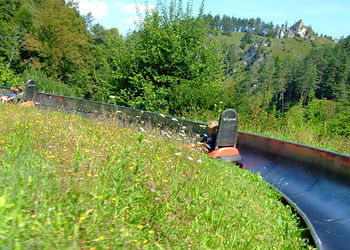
[199,135,208,143]
[6,96,17,102]
[186,136,208,151]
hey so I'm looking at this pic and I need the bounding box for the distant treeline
[233,38,350,109]
[204,14,275,36]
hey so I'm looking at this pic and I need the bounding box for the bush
[0,59,21,87]
[305,99,350,137]
[109,0,224,116]
[20,68,78,97]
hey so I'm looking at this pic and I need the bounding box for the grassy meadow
[217,32,334,59]
[0,104,312,249]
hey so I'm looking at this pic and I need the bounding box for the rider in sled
[191,109,244,168]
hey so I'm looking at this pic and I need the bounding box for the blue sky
[76,0,350,38]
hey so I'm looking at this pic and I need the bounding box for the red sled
[208,109,244,168]
[18,101,35,107]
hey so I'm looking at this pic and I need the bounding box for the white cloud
[78,0,109,18]
[123,16,142,24]
[114,2,156,15]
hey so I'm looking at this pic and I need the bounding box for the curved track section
[237,132,350,250]
[2,87,350,249]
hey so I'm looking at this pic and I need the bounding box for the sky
[76,0,350,38]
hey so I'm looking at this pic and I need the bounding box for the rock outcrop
[241,38,270,68]
[275,20,310,38]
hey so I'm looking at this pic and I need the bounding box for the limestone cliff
[275,20,312,39]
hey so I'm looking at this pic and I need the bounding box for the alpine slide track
[1,83,349,250]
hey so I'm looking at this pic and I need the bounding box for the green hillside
[269,37,334,59]
[0,104,312,248]
[215,31,335,60]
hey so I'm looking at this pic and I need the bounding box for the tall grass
[0,104,312,248]
[20,68,78,98]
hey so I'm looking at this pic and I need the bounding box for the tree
[23,0,93,96]
[0,0,33,68]
[221,15,233,32]
[91,28,127,101]
[223,44,238,77]
[240,31,254,49]
[272,58,290,112]
[295,57,318,103]
[108,0,224,114]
